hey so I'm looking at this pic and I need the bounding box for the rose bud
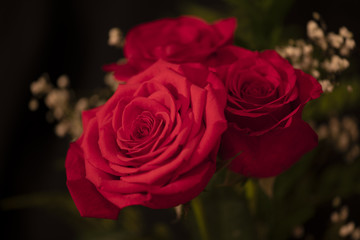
[103,16,236,81]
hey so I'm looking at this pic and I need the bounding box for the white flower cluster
[277,39,319,76]
[314,116,360,163]
[276,12,356,93]
[29,28,125,139]
[322,55,350,73]
[30,73,118,139]
[106,27,127,90]
[30,75,88,139]
[29,75,83,137]
[331,197,360,240]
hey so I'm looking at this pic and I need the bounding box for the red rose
[66,60,227,219]
[104,16,236,81]
[218,46,322,178]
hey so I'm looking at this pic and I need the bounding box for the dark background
[1,0,359,239]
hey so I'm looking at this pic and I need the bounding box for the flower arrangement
[23,8,359,240]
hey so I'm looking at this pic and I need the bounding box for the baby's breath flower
[312,12,320,20]
[75,98,89,112]
[57,75,70,88]
[352,227,360,240]
[339,222,355,237]
[327,32,343,49]
[307,20,324,39]
[28,98,39,111]
[339,26,353,38]
[45,89,70,108]
[55,121,70,137]
[30,76,51,95]
[331,211,340,223]
[108,27,124,48]
[319,79,334,93]
[322,55,349,73]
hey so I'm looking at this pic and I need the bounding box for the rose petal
[82,118,123,175]
[295,69,323,103]
[220,118,318,177]
[65,141,120,219]
[212,17,237,46]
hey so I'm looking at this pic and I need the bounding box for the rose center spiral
[242,81,273,98]
[130,111,154,140]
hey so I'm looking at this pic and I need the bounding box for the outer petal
[102,63,139,82]
[65,141,120,219]
[220,118,318,177]
[212,17,237,46]
[295,69,323,103]
[146,160,216,209]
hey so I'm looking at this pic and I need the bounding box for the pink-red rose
[218,46,323,177]
[66,60,227,219]
[104,16,236,81]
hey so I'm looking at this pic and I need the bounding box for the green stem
[191,196,210,240]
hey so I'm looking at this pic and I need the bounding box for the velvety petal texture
[104,16,237,81]
[218,46,322,177]
[65,140,120,219]
[65,60,227,219]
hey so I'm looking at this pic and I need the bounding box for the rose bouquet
[25,10,359,240]
[60,16,323,219]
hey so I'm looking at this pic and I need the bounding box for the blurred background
[1,0,360,239]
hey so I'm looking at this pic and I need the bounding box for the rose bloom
[66,60,227,219]
[217,46,323,177]
[104,16,236,81]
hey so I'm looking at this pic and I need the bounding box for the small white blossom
[311,69,320,78]
[345,38,356,49]
[108,27,123,48]
[307,20,324,39]
[30,76,51,95]
[303,44,313,55]
[28,98,39,111]
[53,107,65,120]
[319,79,334,93]
[340,206,349,221]
[322,55,349,73]
[55,121,70,137]
[57,75,69,88]
[339,26,353,38]
[75,98,89,112]
[45,89,70,108]
[327,32,343,49]
[339,222,355,237]
[331,211,340,223]
[312,12,320,20]
[352,227,360,240]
